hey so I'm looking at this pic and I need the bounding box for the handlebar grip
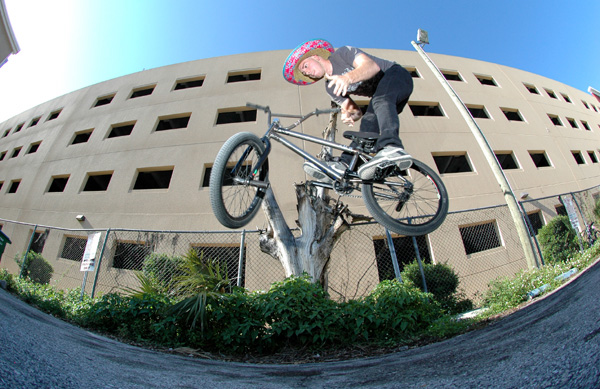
[315,107,341,115]
[246,102,270,112]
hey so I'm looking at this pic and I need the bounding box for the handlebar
[246,102,340,121]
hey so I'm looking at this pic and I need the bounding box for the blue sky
[1,0,599,122]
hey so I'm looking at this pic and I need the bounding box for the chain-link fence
[1,185,598,308]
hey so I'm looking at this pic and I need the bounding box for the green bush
[202,275,443,353]
[0,268,16,290]
[360,279,442,342]
[14,251,54,284]
[537,215,580,264]
[85,292,175,342]
[401,261,473,314]
[142,253,184,295]
[593,199,600,221]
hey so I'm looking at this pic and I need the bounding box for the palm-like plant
[169,249,230,333]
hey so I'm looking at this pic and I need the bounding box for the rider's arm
[326,53,381,97]
[340,98,363,126]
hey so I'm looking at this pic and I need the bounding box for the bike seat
[343,131,380,141]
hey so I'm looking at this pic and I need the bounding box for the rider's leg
[369,65,413,150]
[357,66,414,180]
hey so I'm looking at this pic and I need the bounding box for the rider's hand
[341,110,355,126]
[341,107,362,126]
[325,74,351,97]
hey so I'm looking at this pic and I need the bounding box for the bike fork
[232,137,271,189]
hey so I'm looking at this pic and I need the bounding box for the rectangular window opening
[548,114,562,126]
[459,221,501,255]
[93,94,115,108]
[155,115,191,131]
[8,180,21,194]
[475,74,497,86]
[567,118,579,129]
[526,211,544,236]
[30,230,49,254]
[216,108,257,125]
[409,103,445,117]
[71,130,93,145]
[494,152,519,170]
[174,76,205,90]
[561,94,572,103]
[467,105,490,119]
[404,66,421,78]
[529,151,551,168]
[226,70,261,83]
[83,173,113,192]
[10,147,21,158]
[555,205,567,217]
[112,241,150,271]
[545,89,557,99]
[26,142,41,154]
[572,151,585,165]
[129,85,156,99]
[47,109,62,121]
[133,168,174,190]
[588,151,598,164]
[60,236,87,261]
[432,153,473,174]
[107,123,135,138]
[524,83,539,94]
[441,70,463,81]
[372,235,431,282]
[502,108,524,122]
[14,123,24,133]
[47,176,69,193]
[28,117,40,127]
[581,121,591,131]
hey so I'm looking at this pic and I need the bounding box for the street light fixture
[411,30,539,269]
[416,29,429,46]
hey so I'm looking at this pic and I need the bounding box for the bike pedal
[373,162,398,181]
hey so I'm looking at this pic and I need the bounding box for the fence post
[570,193,588,252]
[412,236,428,294]
[19,225,37,278]
[238,230,246,287]
[385,229,402,282]
[518,201,544,266]
[91,229,111,298]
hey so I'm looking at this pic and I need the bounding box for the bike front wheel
[209,132,269,229]
[362,159,449,236]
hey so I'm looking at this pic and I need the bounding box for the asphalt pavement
[1,260,599,388]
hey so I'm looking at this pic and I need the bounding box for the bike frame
[246,103,369,187]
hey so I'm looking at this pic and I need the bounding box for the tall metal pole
[411,38,539,269]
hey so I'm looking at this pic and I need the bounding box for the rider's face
[299,56,325,80]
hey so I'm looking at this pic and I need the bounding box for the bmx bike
[209,103,449,236]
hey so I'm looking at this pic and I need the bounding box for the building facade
[1,49,599,299]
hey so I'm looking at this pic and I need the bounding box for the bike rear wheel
[209,132,269,229]
[362,159,449,236]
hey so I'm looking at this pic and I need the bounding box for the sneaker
[358,146,412,180]
[303,161,348,183]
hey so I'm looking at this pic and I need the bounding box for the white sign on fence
[560,195,581,233]
[80,232,101,272]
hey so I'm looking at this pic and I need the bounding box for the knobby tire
[362,159,449,236]
[209,132,269,229]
